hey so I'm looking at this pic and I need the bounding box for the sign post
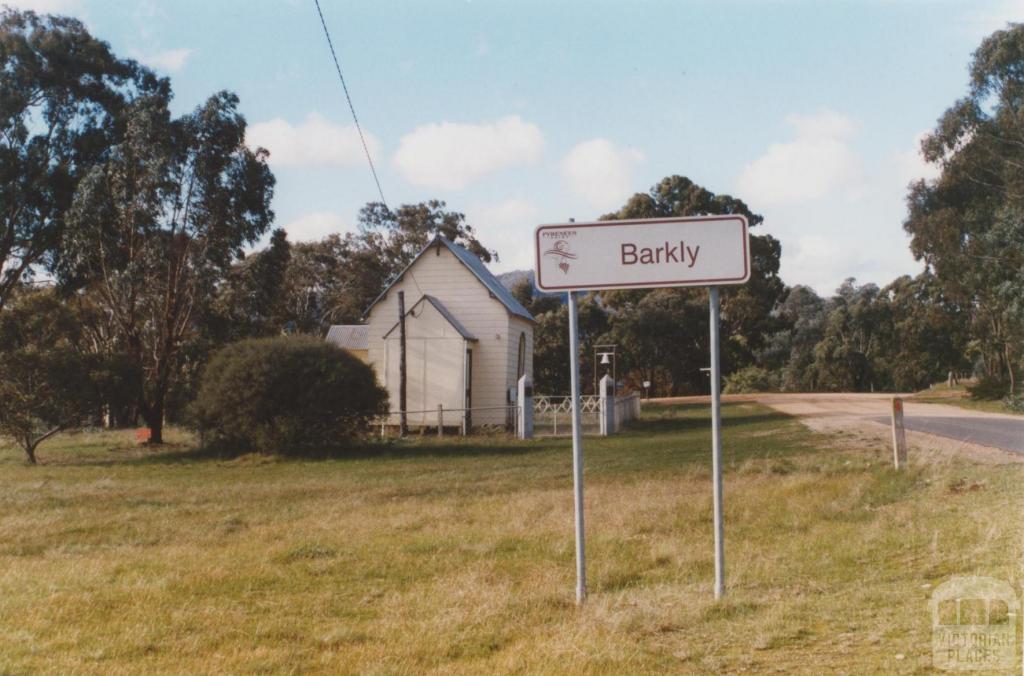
[535,215,750,602]
[708,286,725,599]
[567,291,587,606]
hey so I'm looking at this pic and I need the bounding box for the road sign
[534,215,749,292]
[536,215,750,604]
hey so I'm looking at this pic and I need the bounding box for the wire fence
[374,405,520,438]
[373,394,642,438]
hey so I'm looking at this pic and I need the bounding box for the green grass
[0,403,1020,674]
[911,382,1023,415]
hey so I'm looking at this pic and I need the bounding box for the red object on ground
[135,428,152,443]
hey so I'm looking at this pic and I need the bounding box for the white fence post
[891,397,908,469]
[438,404,444,437]
[599,374,614,436]
[517,375,533,439]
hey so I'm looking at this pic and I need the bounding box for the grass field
[912,382,1024,416]
[1,403,1020,674]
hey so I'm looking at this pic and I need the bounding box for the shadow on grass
[628,402,797,436]
[23,402,795,468]
[90,434,569,467]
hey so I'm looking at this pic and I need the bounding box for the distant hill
[497,269,564,304]
[497,269,533,290]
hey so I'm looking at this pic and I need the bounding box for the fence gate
[533,395,600,436]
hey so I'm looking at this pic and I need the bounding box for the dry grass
[0,403,1020,674]
[912,382,1023,416]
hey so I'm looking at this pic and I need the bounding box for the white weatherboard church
[353,235,534,429]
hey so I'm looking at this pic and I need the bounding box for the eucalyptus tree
[61,91,275,443]
[904,24,1024,393]
[0,9,162,308]
[600,175,785,394]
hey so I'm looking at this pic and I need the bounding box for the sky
[6,0,1023,294]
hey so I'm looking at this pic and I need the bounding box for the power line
[313,0,388,208]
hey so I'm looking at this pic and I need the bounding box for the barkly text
[622,241,700,267]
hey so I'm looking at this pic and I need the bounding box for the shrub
[967,375,1010,400]
[1003,394,1024,413]
[193,336,387,454]
[0,289,135,464]
[723,366,781,394]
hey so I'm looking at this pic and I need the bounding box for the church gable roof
[364,235,535,322]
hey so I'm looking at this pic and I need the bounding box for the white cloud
[282,211,347,242]
[466,199,540,271]
[469,198,538,229]
[783,235,851,295]
[129,47,193,73]
[736,110,863,207]
[560,138,644,211]
[895,131,941,187]
[248,113,379,168]
[2,0,80,12]
[393,115,544,190]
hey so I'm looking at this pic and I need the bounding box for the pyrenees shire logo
[543,234,578,274]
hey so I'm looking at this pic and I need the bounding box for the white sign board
[534,215,750,292]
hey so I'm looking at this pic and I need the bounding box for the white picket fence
[373,381,642,439]
[533,392,641,437]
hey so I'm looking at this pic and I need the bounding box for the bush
[0,289,135,464]
[193,336,387,454]
[966,375,1010,400]
[1003,394,1024,413]
[723,366,781,394]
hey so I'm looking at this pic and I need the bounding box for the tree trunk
[148,395,165,444]
[1006,344,1017,395]
[24,444,37,465]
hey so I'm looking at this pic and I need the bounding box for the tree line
[2,10,1022,462]
[516,196,971,399]
[520,25,1024,402]
[0,9,491,458]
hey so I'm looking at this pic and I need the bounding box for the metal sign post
[534,215,750,602]
[708,286,725,599]
[567,291,587,606]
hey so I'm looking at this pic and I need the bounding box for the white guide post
[567,290,587,606]
[709,286,725,600]
[891,397,907,470]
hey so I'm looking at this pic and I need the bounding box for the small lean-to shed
[325,324,369,363]
[363,236,535,429]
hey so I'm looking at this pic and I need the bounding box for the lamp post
[592,344,617,395]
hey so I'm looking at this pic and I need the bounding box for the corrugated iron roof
[364,235,535,322]
[325,324,369,350]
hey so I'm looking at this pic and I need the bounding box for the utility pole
[398,290,408,436]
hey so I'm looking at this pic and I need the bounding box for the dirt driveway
[652,393,1024,464]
